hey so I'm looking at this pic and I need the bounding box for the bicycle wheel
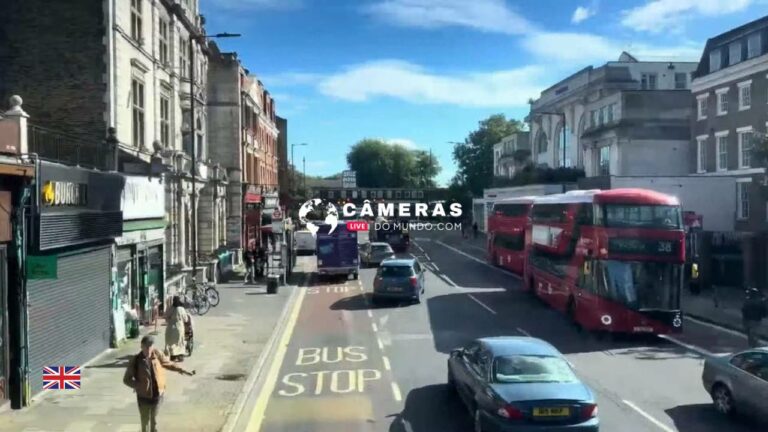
[183,295,198,315]
[194,294,211,315]
[206,287,220,307]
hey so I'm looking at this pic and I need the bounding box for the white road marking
[424,253,430,260]
[391,382,403,402]
[685,315,767,343]
[516,327,531,337]
[377,337,385,350]
[367,310,373,318]
[622,400,675,432]
[382,356,391,371]
[660,335,714,357]
[431,263,440,272]
[400,418,414,432]
[443,275,458,287]
[467,244,486,253]
[435,240,521,280]
[468,294,497,315]
[372,323,379,332]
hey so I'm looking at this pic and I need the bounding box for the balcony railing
[28,124,115,170]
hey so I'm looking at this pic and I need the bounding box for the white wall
[620,139,689,176]
[611,176,736,231]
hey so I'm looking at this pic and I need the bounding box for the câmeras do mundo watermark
[342,200,463,219]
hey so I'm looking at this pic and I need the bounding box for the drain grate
[216,373,247,381]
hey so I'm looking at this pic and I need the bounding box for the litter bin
[267,274,280,294]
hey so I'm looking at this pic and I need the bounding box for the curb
[219,271,309,432]
[684,312,768,343]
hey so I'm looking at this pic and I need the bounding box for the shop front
[24,162,123,397]
[114,176,165,342]
[244,185,262,251]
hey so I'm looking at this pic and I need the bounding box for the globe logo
[298,198,339,237]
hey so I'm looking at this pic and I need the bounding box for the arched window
[555,122,573,167]
[577,113,587,167]
[535,131,548,154]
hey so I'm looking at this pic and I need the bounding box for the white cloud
[521,32,701,63]
[364,0,535,34]
[385,138,418,148]
[571,6,596,24]
[317,60,547,108]
[621,0,753,33]
[208,0,303,10]
[261,72,322,88]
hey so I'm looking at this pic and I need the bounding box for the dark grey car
[372,258,425,304]
[360,242,395,267]
[702,347,768,421]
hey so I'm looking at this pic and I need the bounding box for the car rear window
[380,265,414,277]
[494,355,578,384]
[372,245,393,252]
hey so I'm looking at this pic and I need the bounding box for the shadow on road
[329,293,414,311]
[426,291,692,357]
[387,384,472,432]
[85,355,135,369]
[666,403,767,432]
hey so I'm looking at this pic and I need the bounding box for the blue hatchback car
[372,258,425,304]
[448,337,599,432]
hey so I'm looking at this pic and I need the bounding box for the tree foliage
[346,139,440,188]
[451,114,524,196]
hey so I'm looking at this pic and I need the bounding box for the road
[239,229,766,432]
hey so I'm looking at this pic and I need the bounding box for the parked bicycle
[182,283,211,316]
[203,282,220,307]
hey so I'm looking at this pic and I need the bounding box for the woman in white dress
[164,296,190,361]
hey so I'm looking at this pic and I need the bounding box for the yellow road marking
[382,356,391,371]
[245,288,307,432]
[391,382,402,402]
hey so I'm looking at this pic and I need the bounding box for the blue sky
[202,0,766,185]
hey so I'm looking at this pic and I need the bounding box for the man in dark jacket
[123,335,195,432]
[242,248,254,283]
[742,287,767,347]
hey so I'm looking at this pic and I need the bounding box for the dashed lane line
[367,310,373,318]
[622,400,675,432]
[391,382,403,402]
[377,336,385,350]
[434,240,521,280]
[468,294,497,315]
[372,322,379,332]
[382,356,391,371]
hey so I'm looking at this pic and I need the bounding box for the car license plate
[533,407,570,417]
[633,326,654,333]
[388,287,403,292]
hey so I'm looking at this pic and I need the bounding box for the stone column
[0,95,30,155]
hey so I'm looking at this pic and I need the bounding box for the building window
[131,0,143,42]
[716,133,728,171]
[697,95,708,120]
[729,41,742,66]
[590,110,597,127]
[738,82,751,110]
[716,90,728,115]
[179,37,189,78]
[709,49,721,72]
[159,19,169,65]
[737,182,750,220]
[747,33,762,59]
[404,191,411,199]
[160,95,170,147]
[641,73,657,90]
[738,129,754,168]
[131,78,145,148]
[352,190,358,199]
[599,107,606,125]
[598,146,610,176]
[696,137,707,173]
[607,104,616,122]
[416,191,424,199]
[674,72,687,89]
[386,190,392,199]
[377,190,384,199]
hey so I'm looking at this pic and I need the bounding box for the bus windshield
[598,260,681,310]
[602,205,682,229]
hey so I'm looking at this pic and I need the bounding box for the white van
[294,230,316,255]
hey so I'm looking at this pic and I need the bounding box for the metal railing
[27,124,115,170]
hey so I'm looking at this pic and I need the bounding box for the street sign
[342,170,357,189]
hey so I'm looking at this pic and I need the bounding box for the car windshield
[602,205,681,229]
[372,245,393,253]
[494,355,578,384]
[380,266,413,277]
[598,261,681,310]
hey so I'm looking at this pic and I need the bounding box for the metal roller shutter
[27,246,111,393]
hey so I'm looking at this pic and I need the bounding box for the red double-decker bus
[487,197,534,275]
[524,189,684,335]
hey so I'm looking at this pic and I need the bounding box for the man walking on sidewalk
[243,248,254,283]
[123,335,196,432]
[742,287,767,347]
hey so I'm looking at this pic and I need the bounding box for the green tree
[347,139,441,187]
[452,114,524,196]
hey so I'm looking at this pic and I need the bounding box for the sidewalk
[0,277,294,432]
[426,229,768,341]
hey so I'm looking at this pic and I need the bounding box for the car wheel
[712,384,735,416]
[353,272,359,280]
[414,293,421,304]
[473,409,484,432]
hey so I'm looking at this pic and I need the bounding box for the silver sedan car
[702,347,768,420]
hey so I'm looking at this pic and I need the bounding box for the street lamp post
[291,143,308,197]
[188,31,240,281]
[536,111,567,168]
